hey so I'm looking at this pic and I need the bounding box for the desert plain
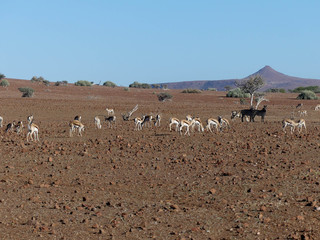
[1,79,320,239]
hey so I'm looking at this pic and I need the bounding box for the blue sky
[1,1,320,86]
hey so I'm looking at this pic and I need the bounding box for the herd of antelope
[1,103,319,142]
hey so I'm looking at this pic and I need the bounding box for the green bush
[123,87,129,91]
[103,81,117,87]
[0,79,9,87]
[181,89,202,93]
[43,80,50,86]
[75,80,92,86]
[226,88,250,98]
[157,92,173,102]
[265,88,286,93]
[297,90,318,100]
[207,88,217,91]
[293,86,320,93]
[129,81,151,89]
[18,87,34,97]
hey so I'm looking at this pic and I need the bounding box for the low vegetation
[297,90,318,100]
[129,81,151,89]
[157,92,173,102]
[265,88,286,93]
[226,88,250,98]
[0,79,9,87]
[291,86,320,93]
[74,80,92,86]
[55,81,68,86]
[181,89,202,93]
[103,81,117,87]
[18,87,34,97]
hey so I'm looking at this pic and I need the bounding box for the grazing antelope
[206,118,220,133]
[74,115,81,121]
[94,116,101,129]
[134,117,143,131]
[105,116,116,128]
[0,116,3,128]
[106,108,114,116]
[315,104,320,111]
[5,121,16,132]
[69,120,85,137]
[179,119,195,136]
[282,119,307,134]
[15,121,24,134]
[27,115,39,142]
[192,118,204,132]
[154,114,161,127]
[298,110,307,117]
[141,115,153,127]
[169,117,180,131]
[218,116,230,131]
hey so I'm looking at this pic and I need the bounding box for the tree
[235,75,265,108]
[224,85,232,91]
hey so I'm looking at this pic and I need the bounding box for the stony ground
[1,80,320,239]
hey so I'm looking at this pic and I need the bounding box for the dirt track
[1,80,320,239]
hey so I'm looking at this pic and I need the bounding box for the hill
[159,66,320,91]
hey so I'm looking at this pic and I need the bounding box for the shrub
[31,76,46,84]
[124,87,129,91]
[129,81,151,89]
[265,88,286,93]
[297,90,318,100]
[75,80,92,86]
[103,81,117,88]
[157,92,173,102]
[55,81,68,86]
[226,88,250,98]
[18,87,34,97]
[207,88,217,91]
[181,89,202,93]
[293,86,320,93]
[0,79,9,87]
[42,80,50,86]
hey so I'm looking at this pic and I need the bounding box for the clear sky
[1,1,319,86]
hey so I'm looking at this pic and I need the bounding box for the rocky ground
[1,80,320,239]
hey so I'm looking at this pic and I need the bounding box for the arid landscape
[1,79,320,239]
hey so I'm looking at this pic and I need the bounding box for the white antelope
[169,117,180,131]
[218,116,230,131]
[192,118,204,132]
[134,117,143,131]
[154,114,161,127]
[282,119,307,134]
[315,104,320,111]
[179,119,195,136]
[0,116,3,128]
[27,115,39,142]
[69,120,85,137]
[206,118,220,133]
[94,116,101,129]
[106,108,115,116]
[298,110,307,117]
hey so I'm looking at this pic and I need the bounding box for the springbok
[282,119,307,134]
[169,117,180,131]
[94,116,101,129]
[27,115,39,142]
[206,118,220,133]
[69,120,85,137]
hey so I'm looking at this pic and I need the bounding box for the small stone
[297,215,304,221]
[209,188,216,194]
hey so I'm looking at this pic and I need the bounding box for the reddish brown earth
[1,79,320,239]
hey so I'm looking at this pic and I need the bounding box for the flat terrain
[1,79,320,239]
